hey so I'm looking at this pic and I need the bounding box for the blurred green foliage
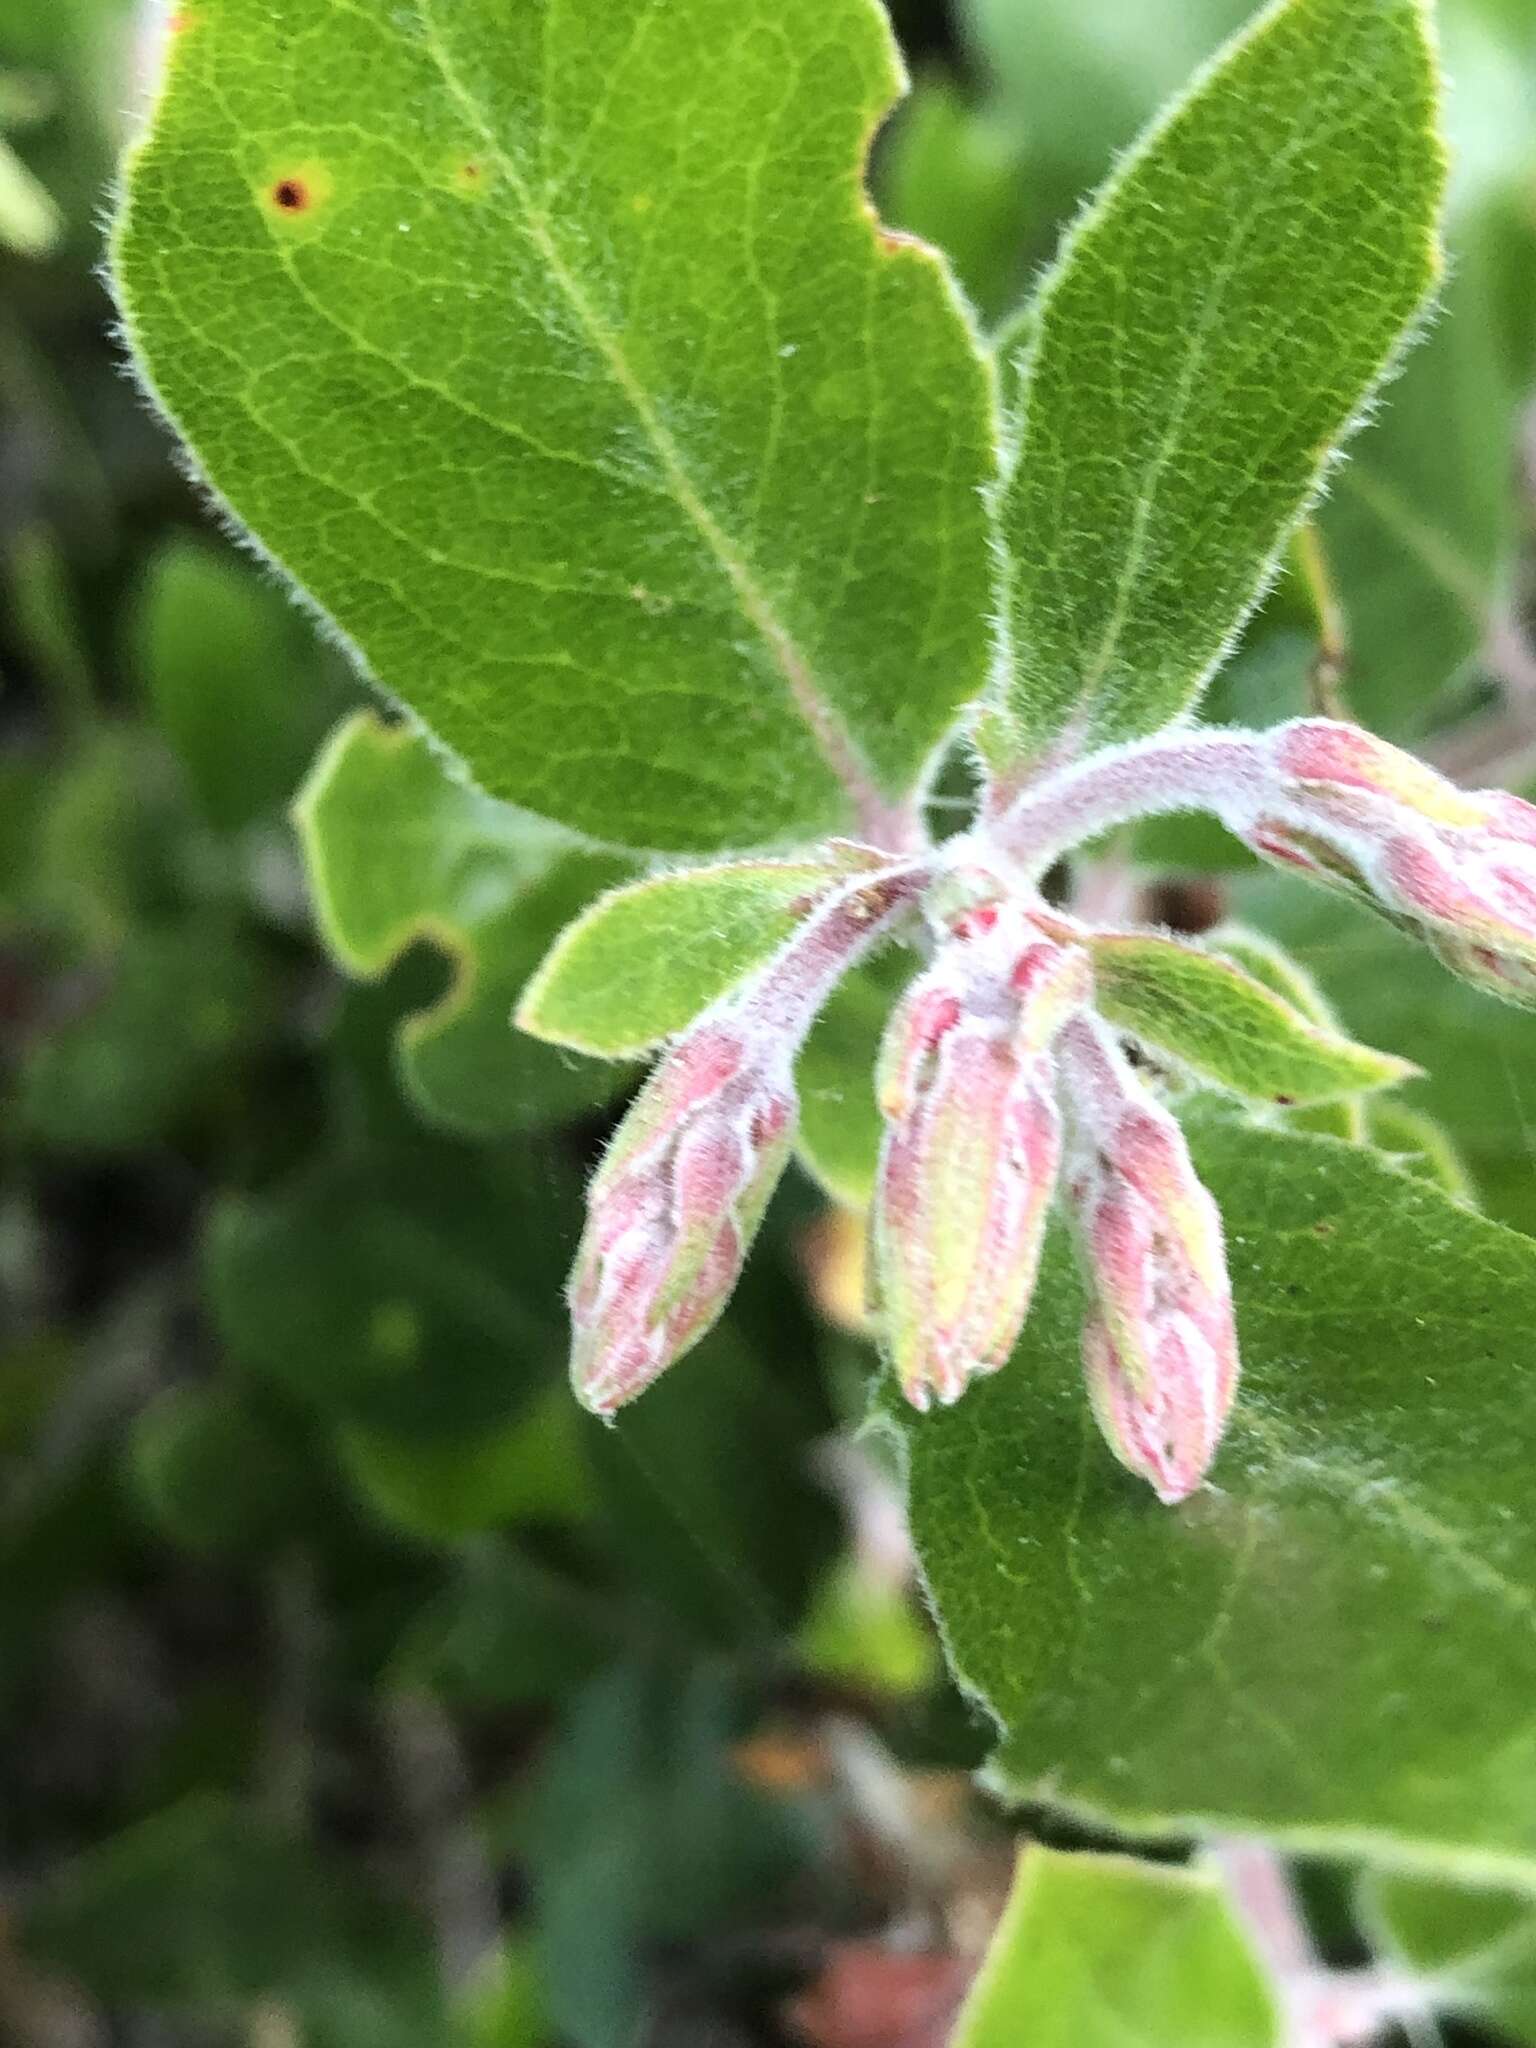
[4,0,1536,2042]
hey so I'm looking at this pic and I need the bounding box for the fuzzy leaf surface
[519,858,849,1057]
[895,1117,1536,1877]
[952,1847,1275,2048]
[987,0,1445,772]
[1086,933,1417,1105]
[112,0,995,852]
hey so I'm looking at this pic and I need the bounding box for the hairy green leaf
[113,0,995,852]
[519,856,850,1057]
[894,1117,1536,1877]
[952,1847,1276,2048]
[296,713,629,1133]
[1087,931,1417,1104]
[985,0,1445,775]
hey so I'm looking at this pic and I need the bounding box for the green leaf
[112,0,994,853]
[338,1384,592,1544]
[588,1328,838,1644]
[0,131,60,256]
[985,0,1446,774]
[519,856,851,1057]
[894,1117,1536,1877]
[18,919,273,1151]
[135,539,354,831]
[1319,195,1532,739]
[1367,1099,1477,1204]
[128,1383,304,1556]
[1363,1866,1536,2042]
[21,1796,447,2047]
[459,1940,554,2048]
[1237,874,1536,1230]
[296,712,630,1134]
[1086,931,1417,1105]
[208,1137,576,1439]
[958,0,1252,213]
[522,1657,811,2048]
[395,1543,618,1708]
[952,1847,1276,2048]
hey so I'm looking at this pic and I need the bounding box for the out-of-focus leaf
[880,73,1032,324]
[798,1556,938,1696]
[796,944,917,1208]
[18,918,271,1150]
[338,1383,592,1544]
[958,0,1251,217]
[395,1542,619,1709]
[522,1656,813,2048]
[1319,198,1532,739]
[951,1846,1276,2048]
[113,0,995,852]
[128,1381,303,1555]
[895,1115,1536,1876]
[21,1795,448,2046]
[134,539,354,831]
[209,1136,577,1438]
[1363,1865,1536,2043]
[458,1940,554,2048]
[0,132,61,255]
[296,712,629,1133]
[27,725,203,949]
[588,1328,838,1645]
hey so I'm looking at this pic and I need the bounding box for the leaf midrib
[414,0,892,832]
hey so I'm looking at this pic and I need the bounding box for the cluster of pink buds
[565,712,1536,1505]
[870,875,1089,1411]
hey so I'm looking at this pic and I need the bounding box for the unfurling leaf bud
[1059,1014,1238,1503]
[1231,720,1536,1010]
[569,866,923,1414]
[872,911,1090,1411]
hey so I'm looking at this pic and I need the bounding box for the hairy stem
[981,729,1267,877]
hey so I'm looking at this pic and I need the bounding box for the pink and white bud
[569,1020,795,1415]
[1230,720,1536,1009]
[872,908,1090,1411]
[1059,1014,1238,1503]
[569,866,923,1414]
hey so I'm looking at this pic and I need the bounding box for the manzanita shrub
[87,0,1536,2033]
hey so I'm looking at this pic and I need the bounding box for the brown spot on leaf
[260,161,334,222]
